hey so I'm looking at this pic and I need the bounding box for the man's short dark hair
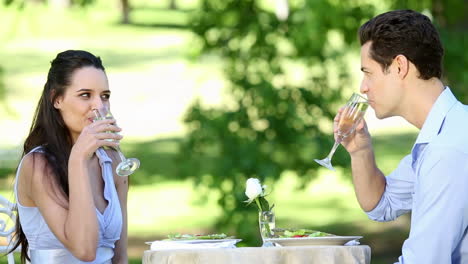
[359,9,444,80]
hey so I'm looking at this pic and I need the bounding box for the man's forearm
[350,148,386,212]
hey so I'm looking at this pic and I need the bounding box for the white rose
[245,178,263,203]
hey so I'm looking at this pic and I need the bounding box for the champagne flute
[314,93,368,171]
[93,106,140,176]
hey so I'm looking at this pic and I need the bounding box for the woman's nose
[92,96,105,109]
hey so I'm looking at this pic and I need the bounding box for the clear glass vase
[258,210,275,246]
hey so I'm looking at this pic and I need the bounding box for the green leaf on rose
[258,196,271,212]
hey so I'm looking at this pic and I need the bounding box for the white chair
[0,194,19,264]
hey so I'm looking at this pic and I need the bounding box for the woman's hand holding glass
[72,118,122,160]
[93,106,140,176]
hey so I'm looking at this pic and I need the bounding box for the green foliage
[73,0,95,7]
[432,0,468,103]
[0,66,5,102]
[392,0,468,103]
[182,0,376,245]
[2,0,95,7]
[3,0,14,6]
[258,196,271,212]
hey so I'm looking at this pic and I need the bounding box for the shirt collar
[414,87,457,145]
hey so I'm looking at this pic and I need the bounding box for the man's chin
[375,111,395,120]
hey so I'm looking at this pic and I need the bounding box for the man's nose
[360,81,368,94]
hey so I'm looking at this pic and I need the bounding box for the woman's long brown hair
[8,50,105,263]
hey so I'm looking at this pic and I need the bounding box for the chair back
[0,194,17,264]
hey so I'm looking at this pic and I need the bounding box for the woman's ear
[53,99,60,109]
[50,90,61,109]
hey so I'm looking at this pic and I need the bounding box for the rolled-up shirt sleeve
[366,154,414,222]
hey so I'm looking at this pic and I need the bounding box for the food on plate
[272,228,334,238]
[166,233,234,240]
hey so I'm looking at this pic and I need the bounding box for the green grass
[127,181,221,237]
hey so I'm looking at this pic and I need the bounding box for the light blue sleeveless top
[14,147,123,264]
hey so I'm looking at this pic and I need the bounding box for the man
[339,9,468,263]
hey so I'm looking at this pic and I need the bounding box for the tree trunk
[0,66,5,102]
[169,0,177,10]
[431,0,446,27]
[120,0,130,24]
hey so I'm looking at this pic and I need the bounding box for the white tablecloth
[143,245,371,264]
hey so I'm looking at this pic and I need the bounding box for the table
[143,245,371,264]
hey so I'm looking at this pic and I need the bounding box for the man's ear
[394,54,409,79]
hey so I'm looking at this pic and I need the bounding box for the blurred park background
[0,0,466,263]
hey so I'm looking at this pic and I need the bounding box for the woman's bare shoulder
[20,151,67,203]
[19,151,49,180]
[17,152,52,206]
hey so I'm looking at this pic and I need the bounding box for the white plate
[145,238,242,245]
[264,236,362,246]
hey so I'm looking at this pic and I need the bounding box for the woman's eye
[79,93,90,98]
[102,94,111,100]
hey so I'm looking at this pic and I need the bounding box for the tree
[2,0,131,24]
[181,0,376,244]
[169,0,177,10]
[120,0,130,24]
[392,0,468,102]
[0,66,5,103]
[431,0,468,103]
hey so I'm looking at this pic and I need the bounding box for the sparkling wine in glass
[314,93,368,171]
[93,107,140,176]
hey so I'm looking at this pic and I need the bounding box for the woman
[9,50,128,263]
